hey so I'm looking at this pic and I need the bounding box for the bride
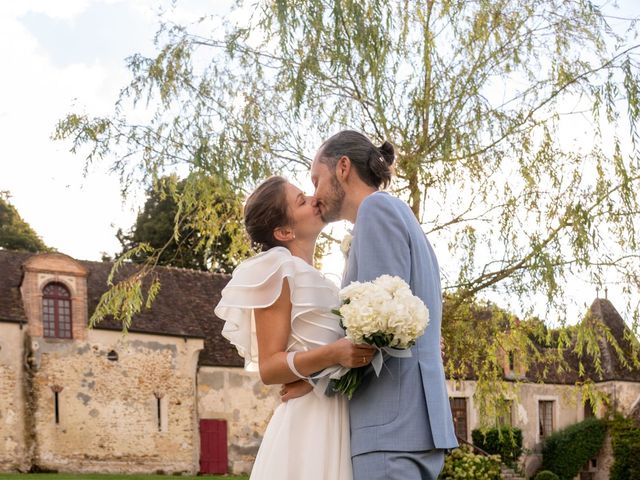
[214,176,375,480]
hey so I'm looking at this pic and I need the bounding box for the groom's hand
[280,379,313,402]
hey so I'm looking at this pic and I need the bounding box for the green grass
[0,475,248,480]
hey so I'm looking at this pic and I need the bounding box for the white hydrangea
[336,275,429,348]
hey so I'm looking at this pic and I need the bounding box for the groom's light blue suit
[342,192,459,479]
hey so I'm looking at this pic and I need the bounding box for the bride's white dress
[215,246,352,480]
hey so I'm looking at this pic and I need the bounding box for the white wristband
[286,351,307,379]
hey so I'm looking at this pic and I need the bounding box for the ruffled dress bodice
[215,246,344,371]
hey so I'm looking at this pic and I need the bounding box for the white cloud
[0,1,158,260]
[0,0,237,261]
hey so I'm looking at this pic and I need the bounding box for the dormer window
[43,282,72,339]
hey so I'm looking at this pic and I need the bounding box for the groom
[310,130,458,479]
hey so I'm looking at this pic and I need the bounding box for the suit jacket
[343,192,459,456]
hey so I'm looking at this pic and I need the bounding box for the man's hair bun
[378,141,395,166]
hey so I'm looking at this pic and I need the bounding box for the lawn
[0,475,247,480]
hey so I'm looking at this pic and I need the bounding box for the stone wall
[592,382,640,480]
[0,322,28,472]
[27,329,203,474]
[597,380,640,416]
[448,380,589,443]
[448,380,596,477]
[197,366,279,474]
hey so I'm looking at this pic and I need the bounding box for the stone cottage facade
[1,249,638,476]
[0,250,280,475]
[445,298,640,478]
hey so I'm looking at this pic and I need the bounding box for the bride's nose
[309,196,318,206]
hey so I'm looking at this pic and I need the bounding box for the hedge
[609,414,640,480]
[541,417,607,480]
[471,426,523,466]
[630,443,640,480]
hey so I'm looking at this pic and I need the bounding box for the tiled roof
[0,249,242,367]
[526,298,640,384]
[506,298,639,384]
[442,297,640,384]
[0,249,30,323]
[586,298,640,382]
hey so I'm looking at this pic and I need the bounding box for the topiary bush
[541,417,607,480]
[534,471,560,480]
[439,445,501,479]
[471,426,523,466]
[609,414,640,480]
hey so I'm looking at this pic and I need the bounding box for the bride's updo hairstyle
[318,130,395,188]
[244,176,291,251]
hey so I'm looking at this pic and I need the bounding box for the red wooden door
[199,419,228,474]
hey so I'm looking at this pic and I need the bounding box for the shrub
[439,445,501,480]
[630,443,640,480]
[609,414,640,480]
[534,471,560,480]
[471,426,523,466]
[542,417,607,480]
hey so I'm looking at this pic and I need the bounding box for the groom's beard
[320,175,346,223]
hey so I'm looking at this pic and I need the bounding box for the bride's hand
[280,379,313,402]
[332,337,376,368]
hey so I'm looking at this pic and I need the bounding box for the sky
[1,0,160,260]
[0,0,353,275]
[1,0,638,323]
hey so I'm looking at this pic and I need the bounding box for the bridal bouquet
[330,275,429,398]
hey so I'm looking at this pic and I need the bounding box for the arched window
[42,283,72,339]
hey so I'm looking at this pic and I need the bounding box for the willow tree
[56,0,640,418]
[116,175,250,273]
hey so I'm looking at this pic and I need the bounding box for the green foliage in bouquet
[541,418,606,480]
[471,426,523,467]
[439,446,501,480]
[534,471,560,480]
[329,366,367,399]
[331,303,368,398]
[609,414,640,480]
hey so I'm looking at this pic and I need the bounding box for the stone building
[0,250,279,475]
[446,298,640,479]
[1,249,638,477]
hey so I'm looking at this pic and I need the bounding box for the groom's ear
[336,155,352,182]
